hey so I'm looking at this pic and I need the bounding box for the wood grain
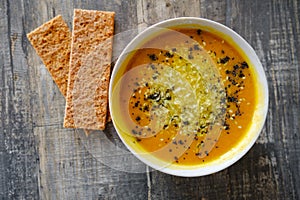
[0,0,39,198]
[0,0,299,199]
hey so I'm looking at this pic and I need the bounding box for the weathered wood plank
[229,0,300,199]
[0,0,39,198]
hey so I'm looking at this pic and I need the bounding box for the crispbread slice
[27,15,71,97]
[64,9,115,130]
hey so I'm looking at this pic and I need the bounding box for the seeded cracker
[27,15,71,97]
[64,9,115,130]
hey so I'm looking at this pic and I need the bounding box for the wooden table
[1,0,299,199]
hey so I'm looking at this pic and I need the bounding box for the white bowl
[109,17,268,177]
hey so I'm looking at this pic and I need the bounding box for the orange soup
[116,27,257,166]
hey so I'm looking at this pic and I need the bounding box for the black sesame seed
[150,64,156,70]
[164,52,174,58]
[239,73,245,78]
[231,80,238,85]
[148,91,160,101]
[232,70,237,77]
[227,96,238,102]
[148,54,158,61]
[219,56,230,64]
[194,44,200,50]
[144,105,149,111]
[188,54,194,59]
[234,64,239,70]
[183,121,190,125]
[241,61,249,69]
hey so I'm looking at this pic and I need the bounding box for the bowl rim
[109,17,269,177]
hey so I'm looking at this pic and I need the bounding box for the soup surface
[114,27,257,166]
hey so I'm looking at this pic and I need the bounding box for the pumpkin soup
[113,27,257,166]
